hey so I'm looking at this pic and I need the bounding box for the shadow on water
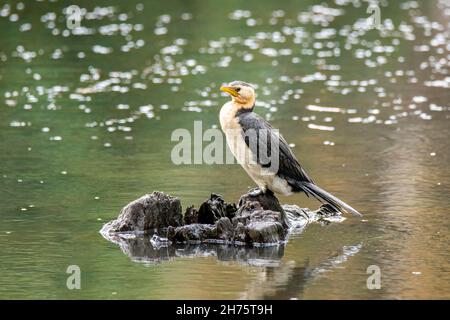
[104,232,362,299]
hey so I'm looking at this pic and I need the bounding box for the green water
[0,0,449,299]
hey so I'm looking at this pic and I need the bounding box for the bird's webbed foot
[247,187,263,197]
[248,187,273,197]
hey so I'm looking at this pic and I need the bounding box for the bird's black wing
[236,111,362,217]
[236,111,314,188]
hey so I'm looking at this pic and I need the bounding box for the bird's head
[220,81,256,110]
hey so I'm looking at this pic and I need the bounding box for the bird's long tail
[301,182,362,217]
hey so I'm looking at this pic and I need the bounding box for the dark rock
[166,226,176,240]
[233,201,287,243]
[167,217,235,244]
[238,188,289,229]
[247,221,285,244]
[233,200,263,225]
[101,191,182,234]
[225,203,238,220]
[245,210,286,244]
[213,217,234,242]
[198,193,231,224]
[102,189,344,248]
[238,188,284,212]
[183,205,198,224]
[234,222,247,243]
[167,223,215,243]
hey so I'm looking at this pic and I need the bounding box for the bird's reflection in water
[240,243,363,299]
[103,232,362,299]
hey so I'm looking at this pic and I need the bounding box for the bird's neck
[223,100,254,115]
[220,101,253,130]
[234,96,256,110]
[220,102,237,130]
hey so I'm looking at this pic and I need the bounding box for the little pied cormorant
[219,80,362,217]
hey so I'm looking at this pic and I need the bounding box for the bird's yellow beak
[220,86,239,97]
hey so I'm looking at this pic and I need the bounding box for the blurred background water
[0,0,449,299]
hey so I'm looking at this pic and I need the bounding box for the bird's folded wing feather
[237,112,314,185]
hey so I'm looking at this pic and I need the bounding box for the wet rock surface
[101,188,344,248]
[197,193,237,224]
[238,188,287,225]
[100,192,183,234]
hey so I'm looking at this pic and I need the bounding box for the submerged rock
[101,188,343,247]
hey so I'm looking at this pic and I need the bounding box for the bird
[219,80,362,217]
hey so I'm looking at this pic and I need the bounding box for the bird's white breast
[219,102,293,196]
[219,101,238,131]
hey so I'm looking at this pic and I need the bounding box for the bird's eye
[235,88,241,92]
